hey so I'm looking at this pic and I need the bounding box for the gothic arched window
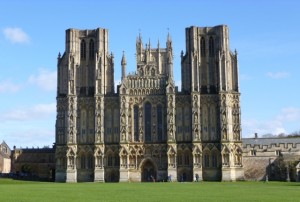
[144,102,152,142]
[177,152,183,165]
[212,152,217,167]
[157,104,163,141]
[184,151,190,165]
[80,39,86,59]
[134,105,139,141]
[200,37,206,57]
[204,153,209,167]
[80,155,86,169]
[114,154,120,166]
[89,39,94,60]
[209,36,214,57]
[87,154,93,169]
[108,154,113,166]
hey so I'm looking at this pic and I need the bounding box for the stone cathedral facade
[55,25,244,182]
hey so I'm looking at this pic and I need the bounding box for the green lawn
[0,179,299,202]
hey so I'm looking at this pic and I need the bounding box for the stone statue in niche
[194,112,198,123]
[121,97,126,109]
[168,96,173,108]
[193,95,198,108]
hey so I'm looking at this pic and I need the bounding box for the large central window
[144,102,152,142]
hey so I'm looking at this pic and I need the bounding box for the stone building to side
[243,134,300,182]
[55,25,244,182]
[11,146,55,180]
[0,141,11,174]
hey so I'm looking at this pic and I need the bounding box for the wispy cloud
[266,71,290,79]
[0,80,22,93]
[276,107,300,122]
[28,69,57,91]
[3,27,30,44]
[242,107,300,137]
[0,103,56,122]
[1,128,55,148]
[239,74,252,81]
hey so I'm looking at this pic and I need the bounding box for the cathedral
[55,25,244,182]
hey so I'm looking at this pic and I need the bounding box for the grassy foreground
[0,179,299,202]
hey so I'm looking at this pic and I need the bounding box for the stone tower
[181,25,243,181]
[55,28,114,182]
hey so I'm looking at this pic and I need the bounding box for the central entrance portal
[141,160,156,182]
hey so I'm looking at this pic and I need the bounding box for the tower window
[157,104,163,141]
[144,102,152,142]
[184,152,190,165]
[212,153,217,167]
[204,154,209,167]
[200,37,206,57]
[89,39,94,60]
[108,155,113,166]
[134,106,139,141]
[209,37,214,57]
[80,39,86,59]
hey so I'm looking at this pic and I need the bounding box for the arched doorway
[141,160,156,182]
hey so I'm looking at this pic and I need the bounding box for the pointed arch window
[209,37,214,57]
[144,102,152,142]
[114,155,120,166]
[200,37,206,57]
[157,104,163,141]
[177,152,183,165]
[108,154,113,166]
[134,106,139,141]
[212,153,217,167]
[204,153,209,167]
[184,152,190,165]
[87,154,93,169]
[89,39,94,60]
[80,155,86,169]
[80,39,86,59]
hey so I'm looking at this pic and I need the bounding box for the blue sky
[0,0,299,148]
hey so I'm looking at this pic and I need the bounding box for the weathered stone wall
[243,137,300,181]
[11,148,55,180]
[243,156,269,181]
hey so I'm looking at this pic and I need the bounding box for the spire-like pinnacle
[157,38,160,48]
[121,51,127,66]
[167,28,172,42]
[137,29,142,42]
[148,38,151,50]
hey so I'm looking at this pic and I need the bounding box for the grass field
[0,179,299,202]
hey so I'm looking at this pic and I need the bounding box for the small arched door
[141,160,156,182]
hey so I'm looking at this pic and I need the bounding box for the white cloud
[1,128,55,148]
[276,107,300,122]
[266,71,289,79]
[239,74,252,81]
[3,27,30,44]
[28,69,57,91]
[242,107,300,138]
[242,119,286,138]
[0,103,56,122]
[0,80,21,93]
